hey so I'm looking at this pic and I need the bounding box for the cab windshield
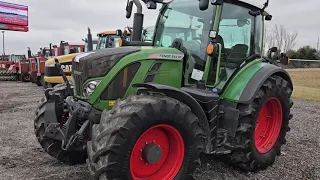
[10,55,26,62]
[143,27,155,43]
[153,0,216,64]
[97,36,108,50]
[97,35,130,49]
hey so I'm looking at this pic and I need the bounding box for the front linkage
[42,58,101,152]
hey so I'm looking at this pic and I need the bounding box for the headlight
[83,80,101,97]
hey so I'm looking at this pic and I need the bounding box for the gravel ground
[0,81,319,180]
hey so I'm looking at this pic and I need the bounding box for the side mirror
[199,0,209,11]
[265,14,272,21]
[126,0,133,19]
[279,53,290,65]
[237,19,250,27]
[146,1,157,9]
[116,29,122,37]
[270,47,278,53]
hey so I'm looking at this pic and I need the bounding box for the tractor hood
[72,46,184,96]
[73,46,183,79]
[45,53,80,66]
[44,53,80,77]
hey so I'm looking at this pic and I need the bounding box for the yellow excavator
[43,28,131,88]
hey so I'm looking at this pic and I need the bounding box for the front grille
[72,47,140,96]
[72,60,88,96]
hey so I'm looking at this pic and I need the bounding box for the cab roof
[97,30,132,37]
[239,0,266,10]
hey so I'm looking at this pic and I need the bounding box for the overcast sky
[2,0,319,55]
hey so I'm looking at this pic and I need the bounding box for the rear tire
[35,76,42,86]
[87,95,204,180]
[30,75,34,83]
[20,72,30,82]
[223,75,293,171]
[34,86,87,165]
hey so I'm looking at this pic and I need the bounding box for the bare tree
[264,24,298,53]
[264,25,275,51]
[283,31,298,52]
[274,24,285,51]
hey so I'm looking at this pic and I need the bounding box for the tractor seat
[225,44,248,69]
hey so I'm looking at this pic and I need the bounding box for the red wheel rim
[25,75,30,81]
[130,124,184,179]
[254,98,283,153]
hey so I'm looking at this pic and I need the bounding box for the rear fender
[222,62,293,104]
[238,65,293,103]
[133,83,211,153]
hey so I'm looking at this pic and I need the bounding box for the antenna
[262,0,269,11]
[317,37,319,52]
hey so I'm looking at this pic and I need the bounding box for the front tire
[224,75,293,171]
[87,95,204,180]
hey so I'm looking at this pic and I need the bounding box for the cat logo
[61,65,72,72]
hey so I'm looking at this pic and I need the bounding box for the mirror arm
[133,0,142,14]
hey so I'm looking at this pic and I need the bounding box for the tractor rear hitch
[54,58,73,96]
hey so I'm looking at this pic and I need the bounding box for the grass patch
[287,69,320,102]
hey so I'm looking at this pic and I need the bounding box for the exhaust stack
[87,27,93,51]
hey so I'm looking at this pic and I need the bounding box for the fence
[285,59,320,69]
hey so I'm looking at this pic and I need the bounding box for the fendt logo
[61,65,72,72]
[148,53,184,60]
[159,54,183,59]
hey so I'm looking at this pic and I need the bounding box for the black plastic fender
[239,65,293,103]
[132,83,212,153]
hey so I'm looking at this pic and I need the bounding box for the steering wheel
[192,37,202,41]
[184,40,201,52]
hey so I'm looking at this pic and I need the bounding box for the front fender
[133,83,212,153]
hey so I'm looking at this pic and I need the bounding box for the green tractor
[34,0,293,179]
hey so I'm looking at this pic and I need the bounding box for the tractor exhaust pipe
[60,41,65,56]
[49,43,53,56]
[54,58,72,95]
[132,0,143,41]
[87,27,93,51]
[27,47,32,58]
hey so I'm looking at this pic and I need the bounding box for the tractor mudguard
[133,83,212,153]
[238,65,293,104]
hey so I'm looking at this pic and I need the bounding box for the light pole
[1,31,4,60]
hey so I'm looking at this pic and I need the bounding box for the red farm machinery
[0,54,27,81]
[28,41,85,87]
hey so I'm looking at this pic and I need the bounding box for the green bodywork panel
[221,59,271,102]
[77,47,184,111]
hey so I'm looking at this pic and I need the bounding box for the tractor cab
[144,0,268,91]
[59,41,85,55]
[96,30,131,49]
